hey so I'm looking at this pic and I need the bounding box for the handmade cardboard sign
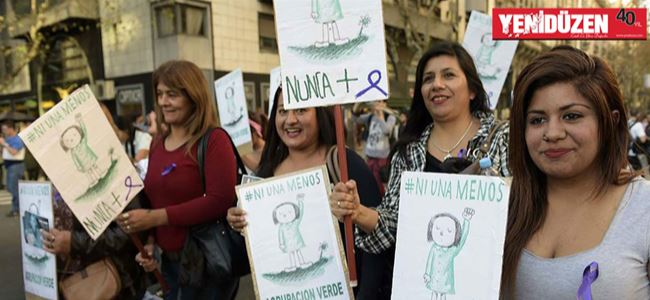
[274,0,389,109]
[391,172,510,300]
[18,85,143,240]
[269,66,282,116]
[236,166,353,300]
[463,10,518,109]
[215,69,253,155]
[20,181,57,300]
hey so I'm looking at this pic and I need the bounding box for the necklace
[431,120,474,161]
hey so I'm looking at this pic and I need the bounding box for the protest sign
[215,69,253,155]
[236,166,352,300]
[20,181,57,300]
[391,172,510,300]
[269,66,282,116]
[274,0,389,109]
[18,85,143,240]
[463,10,518,109]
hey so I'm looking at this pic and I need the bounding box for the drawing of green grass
[289,35,369,63]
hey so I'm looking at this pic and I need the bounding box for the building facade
[0,0,623,120]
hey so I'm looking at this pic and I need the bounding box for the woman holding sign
[501,46,650,299]
[118,60,240,300]
[330,41,510,256]
[227,88,392,299]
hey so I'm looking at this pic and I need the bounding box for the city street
[0,191,26,300]
[0,189,255,300]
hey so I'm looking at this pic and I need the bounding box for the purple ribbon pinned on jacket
[577,261,599,300]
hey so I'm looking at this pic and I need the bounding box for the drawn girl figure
[311,0,349,47]
[223,85,243,127]
[424,207,474,300]
[273,193,310,271]
[476,32,501,80]
[60,114,103,187]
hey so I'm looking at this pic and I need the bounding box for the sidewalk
[0,201,25,300]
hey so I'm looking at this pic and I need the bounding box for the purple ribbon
[577,261,599,300]
[458,148,465,158]
[161,163,176,176]
[54,191,63,203]
[124,176,143,202]
[355,70,388,99]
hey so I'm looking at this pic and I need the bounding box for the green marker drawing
[289,3,371,63]
[264,194,332,285]
[274,193,310,272]
[476,32,501,80]
[60,114,104,187]
[61,114,118,202]
[311,0,348,47]
[424,207,474,300]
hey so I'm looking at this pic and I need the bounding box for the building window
[244,81,257,111]
[258,13,278,53]
[181,5,206,36]
[155,2,208,38]
[156,5,177,37]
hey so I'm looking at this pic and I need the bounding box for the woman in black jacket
[41,192,147,299]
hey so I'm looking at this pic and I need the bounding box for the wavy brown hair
[501,46,634,295]
[152,60,218,158]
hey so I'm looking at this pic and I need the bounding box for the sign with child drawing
[215,69,253,155]
[462,10,518,110]
[269,66,282,116]
[391,172,510,300]
[236,166,352,300]
[274,0,389,109]
[18,85,143,240]
[20,182,57,299]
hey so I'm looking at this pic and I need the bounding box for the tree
[0,0,119,115]
[0,0,50,95]
[384,0,445,102]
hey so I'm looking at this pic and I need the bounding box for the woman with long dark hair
[330,41,510,255]
[227,88,392,299]
[501,46,649,299]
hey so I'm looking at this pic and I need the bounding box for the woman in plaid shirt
[330,41,510,256]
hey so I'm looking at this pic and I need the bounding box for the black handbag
[181,128,250,285]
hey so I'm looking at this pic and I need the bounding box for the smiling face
[275,92,320,152]
[61,127,82,150]
[275,203,297,224]
[432,215,457,247]
[156,82,193,126]
[525,82,600,180]
[420,55,475,123]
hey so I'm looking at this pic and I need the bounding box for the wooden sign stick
[129,233,170,293]
[333,104,357,285]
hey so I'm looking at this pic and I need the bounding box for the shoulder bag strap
[197,128,247,193]
[478,120,507,156]
[325,145,341,185]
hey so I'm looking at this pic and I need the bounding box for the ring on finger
[126,225,131,231]
[337,200,341,208]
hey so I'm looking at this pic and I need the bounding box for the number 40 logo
[616,8,636,26]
